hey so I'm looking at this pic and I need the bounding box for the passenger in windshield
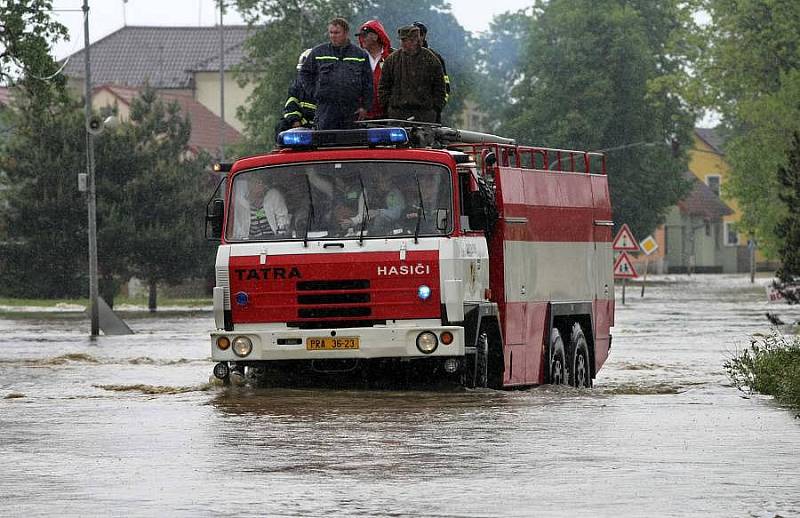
[340,174,406,235]
[404,172,444,233]
[232,174,291,239]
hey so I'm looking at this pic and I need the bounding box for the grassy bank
[725,331,800,410]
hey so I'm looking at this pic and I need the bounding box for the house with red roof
[60,25,253,157]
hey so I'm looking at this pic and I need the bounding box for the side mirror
[467,192,487,230]
[206,199,224,240]
[436,209,448,232]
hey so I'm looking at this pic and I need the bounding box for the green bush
[725,331,800,410]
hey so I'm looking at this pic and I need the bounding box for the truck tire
[549,328,566,385]
[569,323,592,388]
[469,319,503,389]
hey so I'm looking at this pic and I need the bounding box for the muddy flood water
[1,274,799,517]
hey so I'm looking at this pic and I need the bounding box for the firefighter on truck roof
[298,17,373,130]
[378,25,445,124]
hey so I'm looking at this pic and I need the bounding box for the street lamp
[82,0,99,336]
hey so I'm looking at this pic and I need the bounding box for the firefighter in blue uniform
[282,48,315,129]
[299,17,373,130]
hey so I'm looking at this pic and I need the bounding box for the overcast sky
[51,0,533,59]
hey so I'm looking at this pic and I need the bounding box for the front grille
[296,279,372,320]
[298,307,371,318]
[297,280,370,291]
[297,293,370,305]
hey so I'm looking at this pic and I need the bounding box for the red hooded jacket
[357,20,394,119]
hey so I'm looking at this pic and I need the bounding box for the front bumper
[211,324,464,362]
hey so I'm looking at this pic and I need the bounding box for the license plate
[306,337,360,350]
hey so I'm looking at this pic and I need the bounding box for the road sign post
[612,225,639,304]
[613,252,638,305]
[638,235,658,297]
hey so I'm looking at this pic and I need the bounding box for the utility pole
[83,0,99,336]
[219,1,225,161]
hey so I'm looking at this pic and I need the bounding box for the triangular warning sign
[612,223,639,251]
[613,251,638,278]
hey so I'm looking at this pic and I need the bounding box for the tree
[503,0,698,238]
[474,10,531,131]
[119,86,215,311]
[0,94,88,298]
[0,85,215,307]
[774,131,800,302]
[0,0,68,97]
[696,0,800,256]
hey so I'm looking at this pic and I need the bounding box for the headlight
[416,331,438,354]
[232,336,253,357]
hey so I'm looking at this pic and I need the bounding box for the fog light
[213,362,230,379]
[443,358,459,373]
[416,331,438,354]
[217,336,231,350]
[440,331,454,345]
[232,336,253,357]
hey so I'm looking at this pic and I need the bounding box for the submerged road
[1,274,799,517]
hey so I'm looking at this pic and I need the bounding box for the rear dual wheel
[568,323,592,388]
[549,328,566,385]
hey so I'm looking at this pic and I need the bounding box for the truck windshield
[226,161,453,241]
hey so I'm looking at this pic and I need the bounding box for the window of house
[706,175,721,196]
[724,221,740,246]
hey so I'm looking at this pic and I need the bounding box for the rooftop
[678,170,733,220]
[95,84,240,153]
[695,127,727,155]
[62,26,251,89]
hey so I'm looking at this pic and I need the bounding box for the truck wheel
[549,328,566,385]
[474,331,489,388]
[568,323,592,388]
[468,320,503,389]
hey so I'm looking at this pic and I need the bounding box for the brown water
[1,275,799,517]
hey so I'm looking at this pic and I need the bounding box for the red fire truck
[205,122,614,388]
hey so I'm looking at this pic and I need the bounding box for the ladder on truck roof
[361,119,607,176]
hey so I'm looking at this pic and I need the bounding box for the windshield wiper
[358,173,370,246]
[414,172,426,244]
[303,173,315,248]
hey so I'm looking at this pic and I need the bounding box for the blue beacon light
[417,285,432,301]
[278,130,313,147]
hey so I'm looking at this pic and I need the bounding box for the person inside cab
[339,173,406,235]
[231,174,290,240]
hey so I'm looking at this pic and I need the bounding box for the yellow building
[635,128,757,274]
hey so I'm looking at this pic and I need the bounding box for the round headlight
[216,336,231,350]
[417,285,431,300]
[416,331,438,354]
[232,336,253,357]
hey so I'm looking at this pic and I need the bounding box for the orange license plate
[306,337,360,350]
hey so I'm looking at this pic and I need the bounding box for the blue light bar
[367,127,408,145]
[277,127,408,148]
[278,129,313,147]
